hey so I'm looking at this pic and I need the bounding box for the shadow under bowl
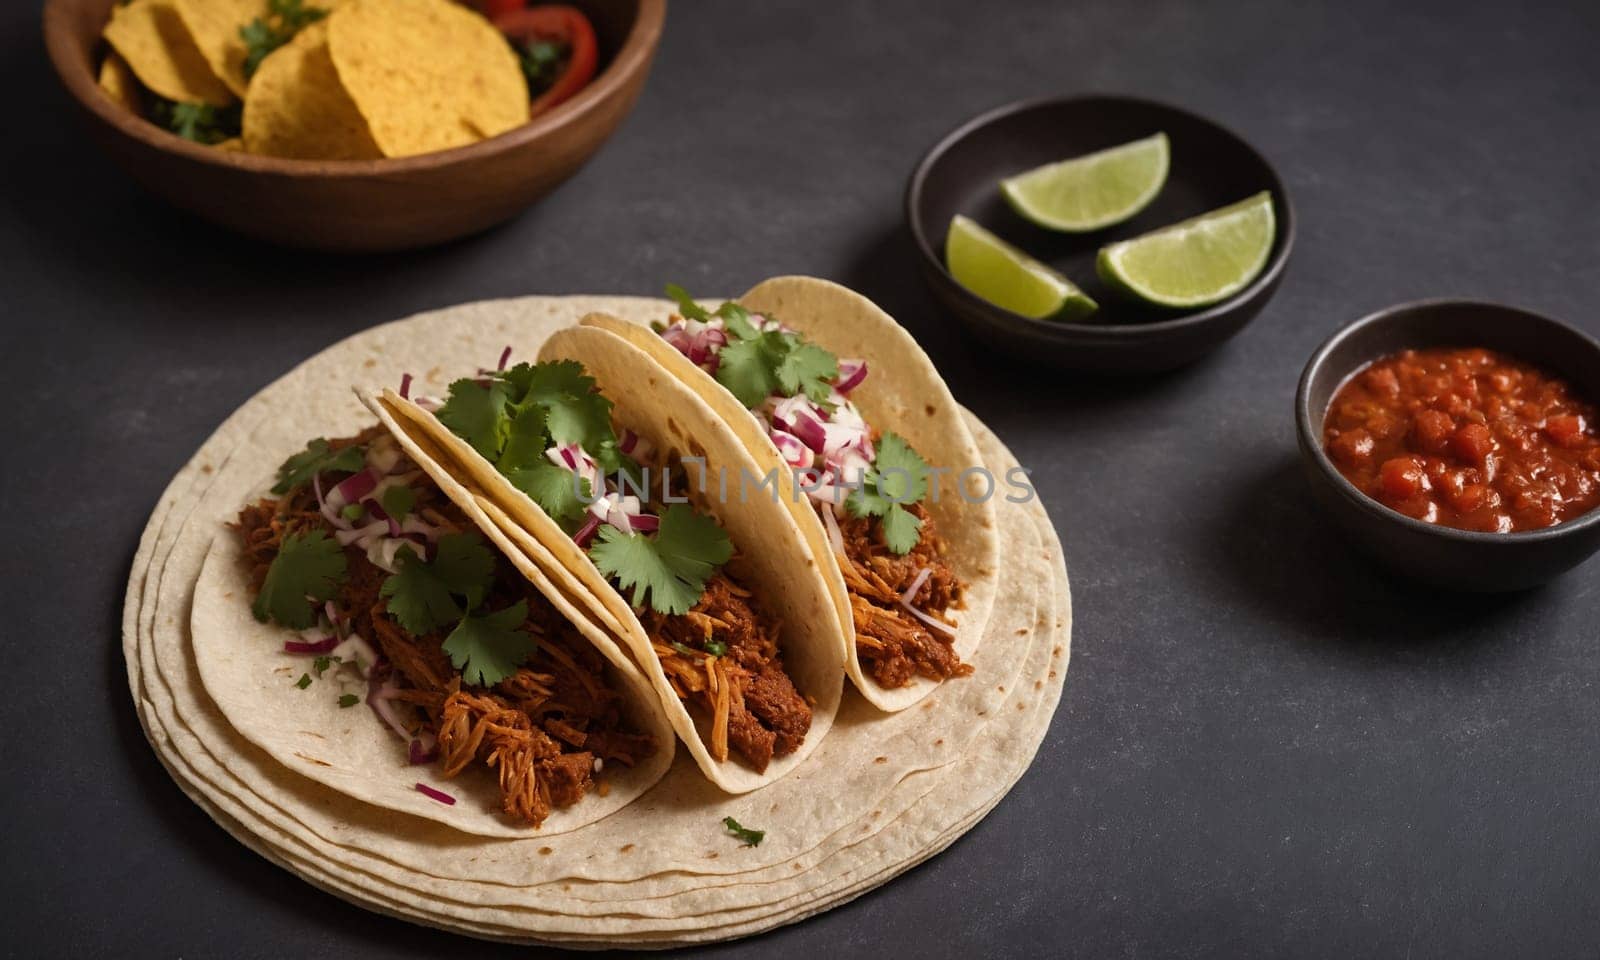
[42,0,666,252]
[905,94,1294,373]
[1295,299,1600,592]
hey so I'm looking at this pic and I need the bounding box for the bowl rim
[42,0,667,176]
[1295,296,1600,545]
[902,92,1296,337]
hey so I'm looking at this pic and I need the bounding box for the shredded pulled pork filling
[834,501,970,689]
[641,573,811,774]
[232,430,655,827]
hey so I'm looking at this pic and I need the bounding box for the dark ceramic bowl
[1296,299,1600,591]
[905,94,1294,373]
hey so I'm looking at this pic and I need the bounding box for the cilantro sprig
[589,504,733,615]
[722,816,764,847]
[252,529,347,629]
[665,284,838,407]
[845,433,930,555]
[240,0,328,78]
[434,360,628,526]
[272,438,365,495]
[149,98,241,145]
[443,602,536,687]
[377,531,535,687]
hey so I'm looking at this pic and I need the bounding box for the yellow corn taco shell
[369,330,847,795]
[326,0,528,158]
[97,52,143,111]
[581,277,1001,713]
[169,0,264,97]
[242,19,382,160]
[103,0,234,107]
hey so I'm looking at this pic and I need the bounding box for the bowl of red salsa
[1296,299,1600,591]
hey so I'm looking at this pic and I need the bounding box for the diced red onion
[399,373,413,399]
[573,514,603,547]
[498,345,512,371]
[408,732,438,765]
[770,430,812,468]
[330,468,379,508]
[789,410,828,453]
[617,428,654,462]
[324,601,341,627]
[361,497,401,537]
[331,634,378,673]
[820,501,846,556]
[367,672,412,743]
[313,472,349,529]
[336,520,388,547]
[284,636,337,654]
[415,783,456,805]
[835,359,868,393]
[629,513,660,533]
[899,597,958,637]
[900,567,933,605]
[414,396,441,412]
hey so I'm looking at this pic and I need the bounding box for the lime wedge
[1095,192,1276,308]
[945,215,1097,321]
[1000,133,1170,232]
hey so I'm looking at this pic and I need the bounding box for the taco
[367,338,845,794]
[579,276,1001,712]
[192,420,674,832]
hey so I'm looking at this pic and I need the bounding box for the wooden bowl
[43,0,666,252]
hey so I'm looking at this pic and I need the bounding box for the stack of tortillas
[124,295,1072,946]
[100,0,527,159]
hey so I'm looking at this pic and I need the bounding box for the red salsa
[1323,347,1600,532]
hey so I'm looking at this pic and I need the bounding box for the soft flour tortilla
[188,416,676,838]
[128,381,1070,941]
[581,276,1000,712]
[370,327,847,794]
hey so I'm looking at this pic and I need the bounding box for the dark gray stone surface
[4,0,1599,956]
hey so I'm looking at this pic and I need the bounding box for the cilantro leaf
[443,601,536,687]
[844,433,930,555]
[775,340,839,403]
[338,693,359,708]
[588,504,733,615]
[431,532,496,609]
[517,37,571,97]
[504,360,595,409]
[272,438,366,495]
[241,0,328,78]
[379,532,496,633]
[870,433,929,505]
[505,460,591,526]
[878,504,923,555]
[714,332,787,408]
[496,400,554,473]
[436,378,509,460]
[295,673,312,689]
[252,529,347,629]
[380,547,461,634]
[380,484,415,523]
[714,301,758,339]
[665,283,711,321]
[722,816,764,846]
[149,98,241,145]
